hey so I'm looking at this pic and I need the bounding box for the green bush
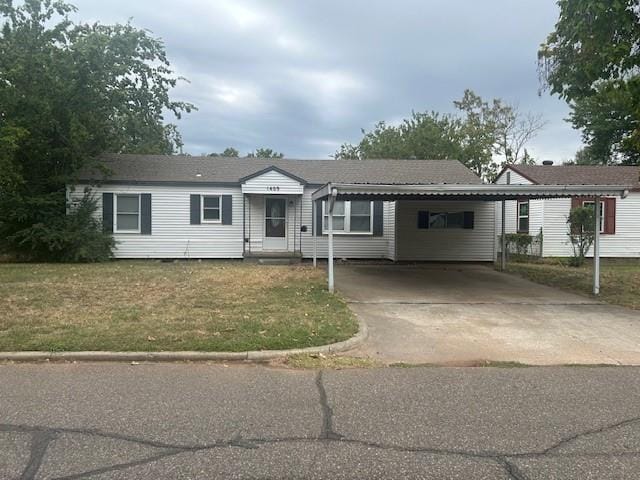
[0,191,114,262]
[504,233,533,255]
[567,206,595,268]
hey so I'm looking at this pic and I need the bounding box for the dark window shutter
[417,211,429,229]
[141,194,152,235]
[372,201,384,236]
[463,211,475,229]
[102,193,113,233]
[315,200,323,236]
[604,197,616,234]
[190,195,201,225]
[222,195,233,225]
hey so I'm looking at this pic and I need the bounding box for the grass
[506,259,640,310]
[284,353,382,369]
[0,261,358,352]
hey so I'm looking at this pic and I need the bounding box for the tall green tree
[0,0,193,260]
[336,90,544,180]
[247,148,284,158]
[538,0,640,164]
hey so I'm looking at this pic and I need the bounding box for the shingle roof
[507,164,640,189]
[77,154,483,185]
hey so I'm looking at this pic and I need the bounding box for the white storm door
[263,197,287,250]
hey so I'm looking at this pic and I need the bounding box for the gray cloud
[71,0,581,161]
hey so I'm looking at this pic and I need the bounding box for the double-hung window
[582,200,605,233]
[322,200,372,234]
[115,194,140,233]
[202,195,222,223]
[517,200,529,233]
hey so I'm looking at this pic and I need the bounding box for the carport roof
[311,183,631,201]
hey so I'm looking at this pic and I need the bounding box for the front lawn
[506,260,640,310]
[0,261,357,352]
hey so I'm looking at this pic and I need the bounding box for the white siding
[299,189,392,259]
[241,170,304,194]
[542,193,640,258]
[495,168,532,185]
[396,200,496,261]
[69,184,244,258]
[385,202,397,261]
[72,183,396,259]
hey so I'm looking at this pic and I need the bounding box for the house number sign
[267,186,281,192]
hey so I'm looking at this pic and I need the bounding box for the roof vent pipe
[542,160,554,166]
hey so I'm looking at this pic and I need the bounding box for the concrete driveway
[335,263,640,365]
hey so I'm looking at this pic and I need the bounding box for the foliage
[504,233,534,256]
[538,0,640,165]
[208,147,239,157]
[335,89,545,180]
[0,0,193,261]
[0,191,114,262]
[247,148,285,158]
[567,206,596,266]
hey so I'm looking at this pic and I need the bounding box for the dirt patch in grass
[506,260,640,310]
[0,261,357,352]
[283,353,382,369]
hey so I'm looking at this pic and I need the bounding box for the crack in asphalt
[3,372,640,479]
[20,430,57,480]
[315,370,343,441]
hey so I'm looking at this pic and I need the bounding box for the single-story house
[495,163,640,258]
[70,154,629,292]
[71,154,495,262]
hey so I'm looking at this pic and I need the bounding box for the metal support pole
[312,200,317,267]
[328,199,334,292]
[500,200,506,271]
[594,196,601,295]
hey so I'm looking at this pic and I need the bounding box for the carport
[311,183,630,295]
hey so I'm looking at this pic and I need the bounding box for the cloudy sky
[71,0,581,161]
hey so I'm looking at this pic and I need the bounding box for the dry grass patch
[506,260,640,310]
[0,261,357,352]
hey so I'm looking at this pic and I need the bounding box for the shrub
[504,233,533,255]
[567,206,595,267]
[0,190,114,262]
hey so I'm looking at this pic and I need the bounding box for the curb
[0,317,368,363]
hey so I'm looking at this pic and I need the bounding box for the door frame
[263,196,288,251]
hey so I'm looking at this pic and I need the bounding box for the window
[349,200,372,232]
[322,200,372,234]
[517,200,529,233]
[418,211,469,229]
[506,171,511,185]
[115,194,140,232]
[202,195,221,223]
[583,200,605,233]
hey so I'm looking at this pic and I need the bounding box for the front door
[263,197,287,251]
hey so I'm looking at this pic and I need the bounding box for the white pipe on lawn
[594,196,601,295]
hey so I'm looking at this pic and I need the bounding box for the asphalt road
[1,364,640,479]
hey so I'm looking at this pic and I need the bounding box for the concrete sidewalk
[336,264,640,365]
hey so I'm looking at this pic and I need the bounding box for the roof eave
[312,183,630,201]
